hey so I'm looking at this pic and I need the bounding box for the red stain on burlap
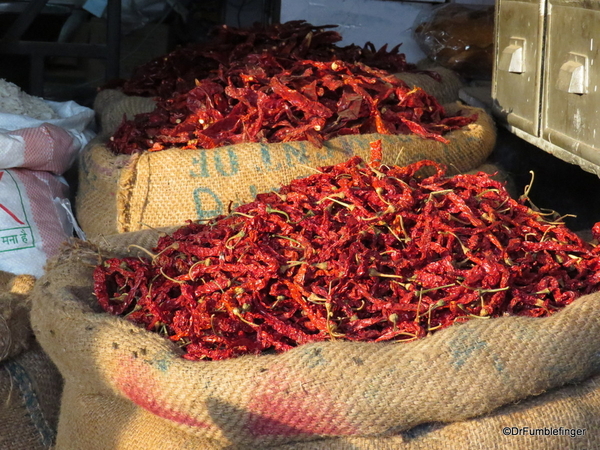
[114,356,212,429]
[246,362,361,437]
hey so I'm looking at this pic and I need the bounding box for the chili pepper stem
[128,242,179,263]
[127,244,157,259]
[375,187,392,207]
[385,225,406,244]
[138,222,168,237]
[296,164,323,174]
[540,226,556,243]
[225,230,246,250]
[426,189,453,202]
[232,308,258,327]
[123,304,142,318]
[389,313,399,331]
[391,332,418,342]
[209,314,220,336]
[159,267,185,284]
[545,214,577,225]
[420,296,448,325]
[441,231,470,255]
[368,268,403,278]
[475,188,501,198]
[306,293,327,304]
[521,171,536,201]
[352,300,366,311]
[457,303,491,319]
[266,207,291,222]
[325,301,344,339]
[318,196,355,211]
[415,290,424,323]
[274,235,304,247]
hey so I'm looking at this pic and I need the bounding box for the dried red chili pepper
[94,149,600,360]
[108,55,474,155]
[104,21,433,98]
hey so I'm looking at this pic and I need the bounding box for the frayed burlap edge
[75,136,134,239]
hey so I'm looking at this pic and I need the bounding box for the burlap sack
[0,342,63,450]
[0,271,15,290]
[93,89,157,138]
[0,271,36,361]
[278,374,600,449]
[30,236,600,449]
[1,271,62,450]
[76,101,496,238]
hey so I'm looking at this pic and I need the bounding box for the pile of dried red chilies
[108,54,474,154]
[94,147,600,361]
[107,20,424,98]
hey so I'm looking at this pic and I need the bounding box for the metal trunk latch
[557,52,588,94]
[499,37,526,73]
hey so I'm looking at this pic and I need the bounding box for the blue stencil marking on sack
[214,148,239,177]
[283,143,310,168]
[194,186,224,220]
[190,153,209,178]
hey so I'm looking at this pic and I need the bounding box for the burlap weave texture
[30,237,600,449]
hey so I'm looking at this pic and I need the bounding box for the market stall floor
[490,127,600,233]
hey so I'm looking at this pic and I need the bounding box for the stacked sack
[75,21,496,238]
[0,79,95,277]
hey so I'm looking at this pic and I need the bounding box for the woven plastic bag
[0,98,94,276]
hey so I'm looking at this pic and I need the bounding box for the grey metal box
[493,0,544,136]
[543,0,600,163]
[492,0,600,176]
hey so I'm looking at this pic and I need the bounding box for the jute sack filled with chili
[29,243,600,450]
[76,58,494,238]
[33,156,600,449]
[94,65,464,139]
[98,20,465,129]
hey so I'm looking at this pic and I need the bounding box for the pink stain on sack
[246,363,361,437]
[114,355,211,429]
